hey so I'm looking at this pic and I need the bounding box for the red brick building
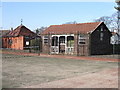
[2,25,37,50]
[41,22,113,56]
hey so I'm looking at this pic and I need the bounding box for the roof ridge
[42,22,104,35]
[50,22,102,27]
[17,25,23,36]
[5,25,36,37]
[76,22,102,25]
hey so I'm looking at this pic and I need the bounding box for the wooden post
[58,36,59,53]
[48,32,50,55]
[38,36,41,56]
[77,31,79,56]
[65,36,67,54]
[29,36,31,53]
[88,33,91,56]
[70,33,71,54]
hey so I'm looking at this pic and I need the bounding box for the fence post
[29,36,31,53]
[77,31,79,56]
[38,36,41,56]
[48,32,51,55]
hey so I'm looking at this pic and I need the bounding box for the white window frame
[100,33,104,41]
[101,26,103,31]
[26,41,29,45]
[78,35,86,45]
[44,36,49,43]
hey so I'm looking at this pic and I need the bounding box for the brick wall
[74,34,89,56]
[73,34,78,55]
[42,35,50,54]
[11,36,24,50]
[42,34,90,56]
[2,36,24,50]
[42,24,113,56]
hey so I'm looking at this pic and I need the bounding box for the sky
[1,1,117,31]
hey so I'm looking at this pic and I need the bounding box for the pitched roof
[42,22,103,35]
[0,30,10,37]
[5,25,36,37]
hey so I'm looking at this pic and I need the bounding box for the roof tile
[6,25,36,37]
[42,22,102,35]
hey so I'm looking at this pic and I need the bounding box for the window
[52,36,58,46]
[60,36,65,44]
[8,39,12,45]
[26,41,29,45]
[78,36,86,45]
[44,36,49,43]
[101,27,103,31]
[100,33,104,41]
[67,36,74,47]
[25,36,29,39]
[60,38,65,43]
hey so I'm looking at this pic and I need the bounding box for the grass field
[2,53,118,88]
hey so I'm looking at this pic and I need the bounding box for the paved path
[25,68,118,88]
[2,51,119,62]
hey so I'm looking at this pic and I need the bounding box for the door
[59,36,65,54]
[51,36,59,54]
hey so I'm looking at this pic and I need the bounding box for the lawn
[2,53,118,88]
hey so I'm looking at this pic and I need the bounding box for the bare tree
[34,26,47,35]
[64,21,77,24]
[94,12,118,32]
